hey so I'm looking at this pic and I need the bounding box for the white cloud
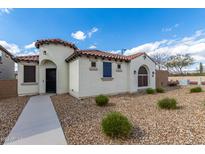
[192,55,205,61]
[110,50,121,54]
[71,27,98,41]
[0,40,20,55]
[71,31,86,40]
[24,42,35,49]
[0,8,13,15]
[111,30,205,64]
[17,50,39,56]
[162,27,172,32]
[88,27,98,38]
[89,45,97,49]
[174,24,179,28]
[0,40,39,56]
[124,40,169,55]
[162,23,179,32]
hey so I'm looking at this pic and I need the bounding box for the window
[91,61,96,68]
[116,63,122,72]
[0,51,2,63]
[89,61,97,71]
[103,62,112,77]
[138,66,148,87]
[24,66,36,82]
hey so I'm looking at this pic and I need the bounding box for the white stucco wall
[68,59,79,98]
[70,54,156,98]
[17,62,39,96]
[38,44,74,94]
[77,57,129,98]
[129,55,156,93]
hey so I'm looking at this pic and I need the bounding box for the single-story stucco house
[16,39,156,99]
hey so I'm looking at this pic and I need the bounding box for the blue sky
[0,8,205,69]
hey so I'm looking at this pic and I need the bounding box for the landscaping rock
[51,87,205,144]
[0,96,29,144]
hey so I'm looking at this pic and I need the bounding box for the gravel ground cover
[51,87,205,144]
[0,96,29,144]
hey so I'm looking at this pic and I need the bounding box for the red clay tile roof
[16,55,39,63]
[16,50,145,63]
[126,52,145,60]
[35,39,78,50]
[65,50,145,62]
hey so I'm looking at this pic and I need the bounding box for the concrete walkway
[4,95,67,145]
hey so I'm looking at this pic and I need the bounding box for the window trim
[23,65,36,83]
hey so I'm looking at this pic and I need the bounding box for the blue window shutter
[103,62,112,77]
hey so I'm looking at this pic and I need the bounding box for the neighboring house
[16,39,156,98]
[0,45,16,80]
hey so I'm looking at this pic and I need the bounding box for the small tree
[199,62,203,74]
[165,54,194,74]
[151,52,170,70]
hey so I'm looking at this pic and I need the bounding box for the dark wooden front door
[46,68,56,93]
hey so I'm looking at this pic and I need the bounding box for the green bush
[156,87,165,93]
[157,98,177,109]
[101,112,133,138]
[95,95,109,106]
[190,87,202,93]
[146,88,155,94]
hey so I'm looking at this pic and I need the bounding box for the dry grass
[0,96,29,144]
[51,87,205,144]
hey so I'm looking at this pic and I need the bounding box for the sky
[0,8,205,70]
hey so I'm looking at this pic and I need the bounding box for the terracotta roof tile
[126,52,145,60]
[65,50,145,62]
[16,55,39,63]
[35,39,78,50]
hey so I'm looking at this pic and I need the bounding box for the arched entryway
[40,59,57,93]
[138,65,149,87]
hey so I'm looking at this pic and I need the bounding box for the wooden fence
[156,70,169,88]
[0,80,17,99]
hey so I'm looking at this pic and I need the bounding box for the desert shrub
[101,112,133,138]
[156,87,165,93]
[157,97,177,109]
[168,80,179,87]
[146,88,155,94]
[95,95,109,106]
[190,87,202,93]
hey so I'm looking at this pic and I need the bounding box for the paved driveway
[4,95,67,145]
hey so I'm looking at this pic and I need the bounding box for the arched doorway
[138,66,148,87]
[40,59,57,93]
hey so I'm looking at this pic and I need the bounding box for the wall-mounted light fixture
[152,71,155,77]
[134,70,136,74]
[43,50,47,55]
